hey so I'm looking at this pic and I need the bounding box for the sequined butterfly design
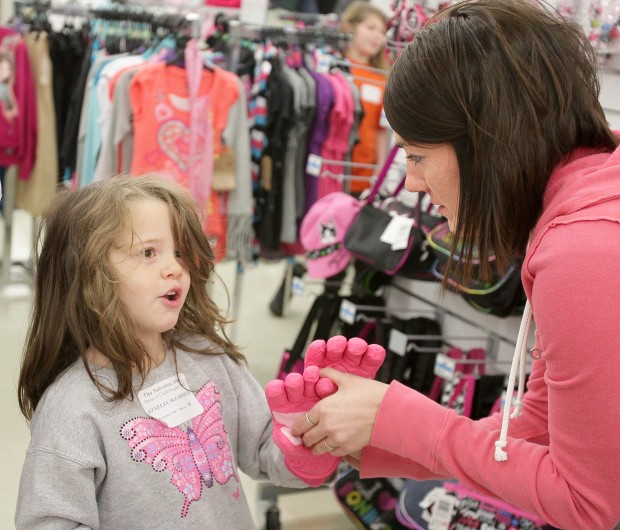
[120,381,239,517]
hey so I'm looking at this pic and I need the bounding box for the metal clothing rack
[387,279,526,362]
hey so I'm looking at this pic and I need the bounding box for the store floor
[0,209,354,530]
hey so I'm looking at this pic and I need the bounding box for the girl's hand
[291,367,389,457]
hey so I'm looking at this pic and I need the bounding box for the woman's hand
[291,367,389,457]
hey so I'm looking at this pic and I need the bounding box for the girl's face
[395,135,461,230]
[109,198,191,351]
[350,14,386,61]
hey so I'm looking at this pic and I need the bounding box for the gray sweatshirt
[16,339,306,529]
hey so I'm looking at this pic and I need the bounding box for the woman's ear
[341,21,354,34]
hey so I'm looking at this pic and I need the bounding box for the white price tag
[379,215,414,250]
[306,154,323,176]
[428,491,458,530]
[388,328,408,357]
[434,353,456,381]
[240,0,268,25]
[379,107,389,129]
[291,276,305,297]
[339,299,357,325]
[316,51,332,74]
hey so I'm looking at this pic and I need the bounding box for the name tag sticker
[361,83,382,104]
[138,373,204,428]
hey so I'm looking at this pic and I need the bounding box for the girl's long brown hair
[18,175,244,420]
[384,0,617,285]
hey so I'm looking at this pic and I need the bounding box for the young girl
[340,1,390,194]
[15,175,382,528]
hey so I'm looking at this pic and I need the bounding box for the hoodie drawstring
[494,299,532,462]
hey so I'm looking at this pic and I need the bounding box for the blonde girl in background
[341,1,391,194]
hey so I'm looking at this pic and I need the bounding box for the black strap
[284,293,343,372]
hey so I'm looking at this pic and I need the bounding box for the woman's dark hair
[384,0,617,283]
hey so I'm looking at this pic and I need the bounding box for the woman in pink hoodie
[291,1,620,528]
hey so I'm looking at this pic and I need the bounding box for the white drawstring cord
[494,300,532,462]
[511,334,528,420]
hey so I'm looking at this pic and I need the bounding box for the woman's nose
[404,171,429,194]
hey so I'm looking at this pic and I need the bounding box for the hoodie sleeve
[230,361,307,488]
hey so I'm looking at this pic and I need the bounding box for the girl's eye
[143,248,155,258]
[175,250,182,259]
[406,154,423,165]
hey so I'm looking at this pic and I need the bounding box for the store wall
[1,2,12,24]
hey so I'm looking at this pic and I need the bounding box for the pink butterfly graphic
[120,381,239,517]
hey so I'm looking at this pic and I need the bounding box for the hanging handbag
[427,222,526,317]
[344,145,443,277]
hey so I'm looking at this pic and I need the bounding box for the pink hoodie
[361,141,620,529]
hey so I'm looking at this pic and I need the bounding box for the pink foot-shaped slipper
[304,336,386,379]
[265,366,339,487]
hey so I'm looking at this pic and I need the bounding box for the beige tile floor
[0,208,354,530]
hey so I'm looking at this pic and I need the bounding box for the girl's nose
[162,254,183,278]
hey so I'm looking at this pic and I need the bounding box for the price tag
[379,107,389,128]
[306,154,323,176]
[389,328,408,357]
[339,299,357,325]
[240,0,268,25]
[434,353,456,381]
[380,215,414,250]
[428,491,458,530]
[316,51,332,74]
[291,277,305,297]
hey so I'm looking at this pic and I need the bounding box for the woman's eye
[406,154,423,165]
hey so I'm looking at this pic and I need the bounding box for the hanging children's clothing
[346,57,387,193]
[15,32,57,216]
[129,62,239,196]
[318,69,354,197]
[0,26,37,181]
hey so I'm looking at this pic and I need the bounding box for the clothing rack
[388,280,525,362]
[2,7,39,287]
[329,57,388,76]
[1,168,34,287]
[226,18,350,71]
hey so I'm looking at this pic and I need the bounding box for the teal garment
[79,55,120,187]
